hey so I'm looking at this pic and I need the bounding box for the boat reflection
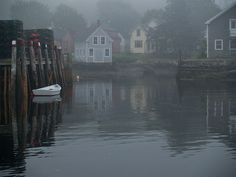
[32,95,62,104]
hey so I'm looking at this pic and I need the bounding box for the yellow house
[130,27,147,53]
[130,26,156,54]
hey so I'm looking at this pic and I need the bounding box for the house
[130,26,156,54]
[104,29,125,53]
[75,26,113,63]
[206,2,236,58]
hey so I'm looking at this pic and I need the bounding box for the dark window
[135,40,143,48]
[101,37,105,44]
[230,39,236,50]
[230,19,236,29]
[215,40,223,50]
[89,48,94,56]
[105,49,110,56]
[93,37,98,44]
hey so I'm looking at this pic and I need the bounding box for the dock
[177,58,236,81]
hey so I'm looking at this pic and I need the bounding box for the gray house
[206,2,236,58]
[75,26,113,63]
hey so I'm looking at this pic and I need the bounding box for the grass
[112,53,147,64]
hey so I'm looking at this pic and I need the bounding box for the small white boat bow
[32,84,61,96]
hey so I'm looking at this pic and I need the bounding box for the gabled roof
[85,26,113,43]
[206,1,236,25]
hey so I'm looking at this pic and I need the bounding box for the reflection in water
[1,78,236,177]
[0,86,72,177]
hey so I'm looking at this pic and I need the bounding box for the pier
[0,20,73,133]
[177,59,236,81]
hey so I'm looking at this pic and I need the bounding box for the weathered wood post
[55,46,63,85]
[58,47,65,85]
[51,46,58,84]
[10,40,19,149]
[44,44,52,85]
[16,38,28,101]
[36,42,45,87]
[29,41,39,89]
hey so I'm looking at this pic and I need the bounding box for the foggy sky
[37,0,165,23]
[37,0,236,23]
[5,0,236,23]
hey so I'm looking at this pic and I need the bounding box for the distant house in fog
[130,26,156,54]
[75,25,113,63]
[206,2,236,58]
[104,28,126,53]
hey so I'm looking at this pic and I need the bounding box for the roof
[85,26,113,43]
[104,28,122,42]
[76,24,117,43]
[206,1,236,25]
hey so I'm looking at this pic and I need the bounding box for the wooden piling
[29,41,39,89]
[51,47,58,84]
[44,44,52,85]
[55,46,63,85]
[58,47,65,85]
[10,40,17,110]
[10,40,19,149]
[36,42,45,87]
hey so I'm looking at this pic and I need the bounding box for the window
[230,39,236,50]
[136,29,141,36]
[101,37,106,44]
[105,48,110,57]
[230,19,236,30]
[135,40,143,48]
[89,48,94,57]
[215,39,223,50]
[93,37,98,44]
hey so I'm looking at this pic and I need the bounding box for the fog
[36,0,235,22]
[1,0,235,23]
[37,0,165,23]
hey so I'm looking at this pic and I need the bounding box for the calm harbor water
[0,76,236,177]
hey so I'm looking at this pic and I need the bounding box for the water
[1,77,236,177]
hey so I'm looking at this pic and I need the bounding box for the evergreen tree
[53,4,87,33]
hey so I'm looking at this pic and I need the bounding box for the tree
[142,9,164,26]
[53,4,87,33]
[96,0,140,38]
[10,0,52,29]
[149,0,220,57]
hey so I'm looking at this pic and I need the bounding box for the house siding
[207,5,236,58]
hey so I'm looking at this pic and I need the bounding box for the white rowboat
[32,84,61,96]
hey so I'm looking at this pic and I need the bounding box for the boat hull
[32,84,61,96]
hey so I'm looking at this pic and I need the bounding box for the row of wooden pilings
[13,40,72,98]
[0,40,72,126]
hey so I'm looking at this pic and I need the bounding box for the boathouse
[206,2,236,58]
